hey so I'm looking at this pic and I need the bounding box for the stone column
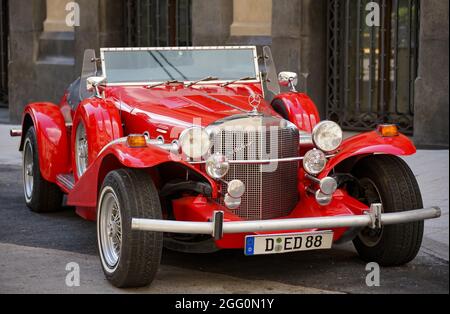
[230,0,272,37]
[191,0,233,46]
[271,0,328,117]
[413,0,449,148]
[74,0,124,74]
[228,0,272,45]
[8,0,47,122]
[43,0,74,32]
[38,0,75,65]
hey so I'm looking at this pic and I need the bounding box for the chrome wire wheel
[98,187,122,272]
[358,178,384,248]
[75,122,88,177]
[23,138,34,202]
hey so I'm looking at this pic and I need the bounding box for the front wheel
[352,155,424,266]
[97,169,163,288]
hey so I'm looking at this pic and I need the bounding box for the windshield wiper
[220,76,256,88]
[186,76,219,88]
[146,80,182,89]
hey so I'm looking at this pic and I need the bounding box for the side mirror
[86,76,106,93]
[278,72,298,92]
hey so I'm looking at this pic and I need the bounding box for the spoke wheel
[75,122,89,177]
[97,169,163,288]
[23,138,34,202]
[99,188,122,272]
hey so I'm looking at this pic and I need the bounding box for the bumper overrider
[131,204,441,240]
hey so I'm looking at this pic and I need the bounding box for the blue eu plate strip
[245,237,255,256]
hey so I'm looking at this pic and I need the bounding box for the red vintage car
[11,46,441,288]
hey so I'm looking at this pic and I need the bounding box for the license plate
[245,231,334,256]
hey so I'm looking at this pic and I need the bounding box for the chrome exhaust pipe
[10,129,22,137]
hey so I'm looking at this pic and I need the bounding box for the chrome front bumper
[131,204,442,240]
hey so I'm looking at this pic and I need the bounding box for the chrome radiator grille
[210,116,300,220]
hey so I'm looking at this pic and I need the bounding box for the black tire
[23,127,63,213]
[352,155,424,266]
[97,169,163,288]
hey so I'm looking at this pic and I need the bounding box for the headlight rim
[303,148,327,175]
[205,152,230,179]
[178,126,212,160]
[312,120,343,153]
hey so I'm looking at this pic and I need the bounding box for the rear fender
[20,103,70,182]
[321,131,417,178]
[272,92,320,132]
[67,142,218,209]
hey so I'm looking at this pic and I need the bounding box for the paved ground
[0,123,448,294]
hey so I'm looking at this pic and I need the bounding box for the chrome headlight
[303,149,327,175]
[206,153,230,179]
[312,121,343,153]
[179,127,212,159]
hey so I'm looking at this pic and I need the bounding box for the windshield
[101,47,259,84]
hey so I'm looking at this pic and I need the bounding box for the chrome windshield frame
[100,46,261,87]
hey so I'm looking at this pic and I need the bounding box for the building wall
[414,0,449,148]
[8,0,123,123]
[6,0,449,148]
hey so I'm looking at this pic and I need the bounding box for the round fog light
[206,153,230,179]
[224,194,241,210]
[303,149,327,175]
[228,180,246,199]
[320,177,338,195]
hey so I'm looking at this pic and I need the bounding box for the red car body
[19,81,417,249]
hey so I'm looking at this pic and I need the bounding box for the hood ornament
[248,94,263,116]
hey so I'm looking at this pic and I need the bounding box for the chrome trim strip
[132,207,442,239]
[189,156,305,165]
[188,155,336,165]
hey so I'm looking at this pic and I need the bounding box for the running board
[56,174,75,192]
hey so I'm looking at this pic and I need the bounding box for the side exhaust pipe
[10,129,22,137]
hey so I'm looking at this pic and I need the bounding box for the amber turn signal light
[127,135,147,148]
[377,124,399,137]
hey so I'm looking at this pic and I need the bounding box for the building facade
[1,0,448,148]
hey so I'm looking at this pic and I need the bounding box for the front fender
[321,131,417,177]
[72,99,123,180]
[67,142,218,208]
[21,103,70,182]
[272,92,320,132]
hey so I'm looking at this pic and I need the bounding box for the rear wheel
[352,155,424,266]
[97,169,163,288]
[23,127,63,213]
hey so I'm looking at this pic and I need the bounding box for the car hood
[108,85,276,130]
